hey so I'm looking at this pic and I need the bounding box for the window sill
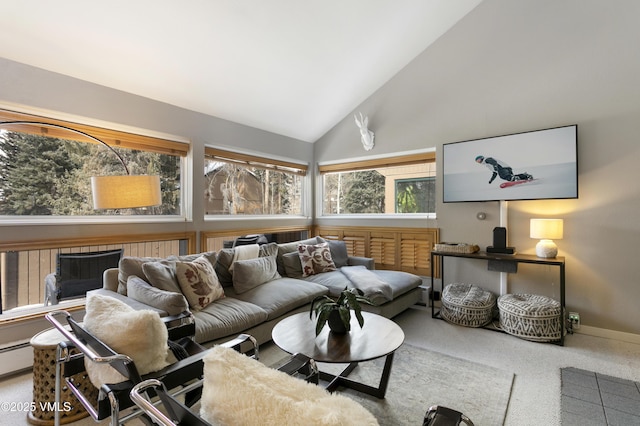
[0,299,85,325]
[318,213,436,220]
[0,215,189,226]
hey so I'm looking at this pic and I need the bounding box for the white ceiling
[0,0,481,142]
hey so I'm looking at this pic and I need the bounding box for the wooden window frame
[0,109,189,157]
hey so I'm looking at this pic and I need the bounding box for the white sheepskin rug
[201,346,379,425]
[82,294,174,388]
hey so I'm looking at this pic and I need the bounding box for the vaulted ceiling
[0,1,481,142]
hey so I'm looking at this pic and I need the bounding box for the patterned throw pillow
[297,242,337,277]
[175,256,225,310]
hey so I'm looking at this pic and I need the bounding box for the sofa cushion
[304,269,422,303]
[83,293,172,388]
[192,297,269,343]
[232,256,281,294]
[317,237,349,268]
[282,251,303,278]
[127,275,189,316]
[371,270,423,299]
[297,242,337,277]
[117,252,216,295]
[88,288,167,316]
[175,256,225,311]
[276,237,321,275]
[141,260,182,294]
[226,277,328,320]
[303,270,354,298]
[215,243,278,287]
[118,256,162,295]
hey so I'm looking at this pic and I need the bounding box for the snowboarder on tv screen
[475,155,533,184]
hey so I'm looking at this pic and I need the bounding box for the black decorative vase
[328,309,348,334]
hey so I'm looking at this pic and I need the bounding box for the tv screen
[442,125,578,203]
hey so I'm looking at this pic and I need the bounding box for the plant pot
[328,309,348,334]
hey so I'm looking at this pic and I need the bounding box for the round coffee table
[272,311,404,398]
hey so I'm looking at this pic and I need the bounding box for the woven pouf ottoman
[498,294,562,342]
[441,283,496,327]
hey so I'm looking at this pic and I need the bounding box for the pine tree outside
[322,162,435,215]
[0,130,182,216]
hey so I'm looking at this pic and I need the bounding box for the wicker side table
[28,327,98,425]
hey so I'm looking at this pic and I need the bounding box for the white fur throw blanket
[201,346,378,425]
[82,294,175,388]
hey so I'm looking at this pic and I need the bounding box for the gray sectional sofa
[92,236,422,346]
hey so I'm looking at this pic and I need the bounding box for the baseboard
[576,325,640,345]
[0,341,33,377]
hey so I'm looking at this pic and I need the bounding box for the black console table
[430,250,566,345]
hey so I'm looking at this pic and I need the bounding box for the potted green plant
[310,287,373,336]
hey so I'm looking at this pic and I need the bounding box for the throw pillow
[175,256,224,311]
[215,243,279,288]
[141,260,182,294]
[232,256,281,294]
[117,256,162,295]
[83,293,172,388]
[282,251,303,278]
[297,242,337,277]
[318,238,349,268]
[127,275,189,316]
[276,237,321,275]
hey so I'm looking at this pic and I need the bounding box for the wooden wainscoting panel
[314,226,439,276]
[400,232,433,275]
[369,231,397,269]
[341,230,369,258]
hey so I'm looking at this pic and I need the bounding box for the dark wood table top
[272,311,404,364]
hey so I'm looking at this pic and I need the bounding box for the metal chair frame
[423,405,475,426]
[129,353,319,426]
[45,310,257,426]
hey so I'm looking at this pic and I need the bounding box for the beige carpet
[318,343,514,426]
[1,341,512,426]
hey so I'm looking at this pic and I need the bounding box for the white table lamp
[530,219,563,258]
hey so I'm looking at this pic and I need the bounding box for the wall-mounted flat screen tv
[443,125,578,203]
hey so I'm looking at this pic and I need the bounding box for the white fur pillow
[83,294,173,388]
[201,346,378,425]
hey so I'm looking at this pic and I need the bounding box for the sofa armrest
[87,288,169,316]
[102,268,119,292]
[347,256,375,270]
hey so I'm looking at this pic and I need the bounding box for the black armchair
[44,249,123,305]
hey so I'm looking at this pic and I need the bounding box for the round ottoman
[441,283,496,327]
[498,294,562,342]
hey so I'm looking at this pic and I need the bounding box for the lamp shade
[530,219,564,240]
[91,175,161,209]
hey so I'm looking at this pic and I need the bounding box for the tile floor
[561,367,640,425]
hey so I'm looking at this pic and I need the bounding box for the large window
[320,151,435,215]
[0,110,187,218]
[204,147,307,216]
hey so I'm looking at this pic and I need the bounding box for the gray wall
[0,58,314,244]
[1,0,639,337]
[315,0,640,334]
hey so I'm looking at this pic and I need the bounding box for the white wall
[315,0,640,334]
